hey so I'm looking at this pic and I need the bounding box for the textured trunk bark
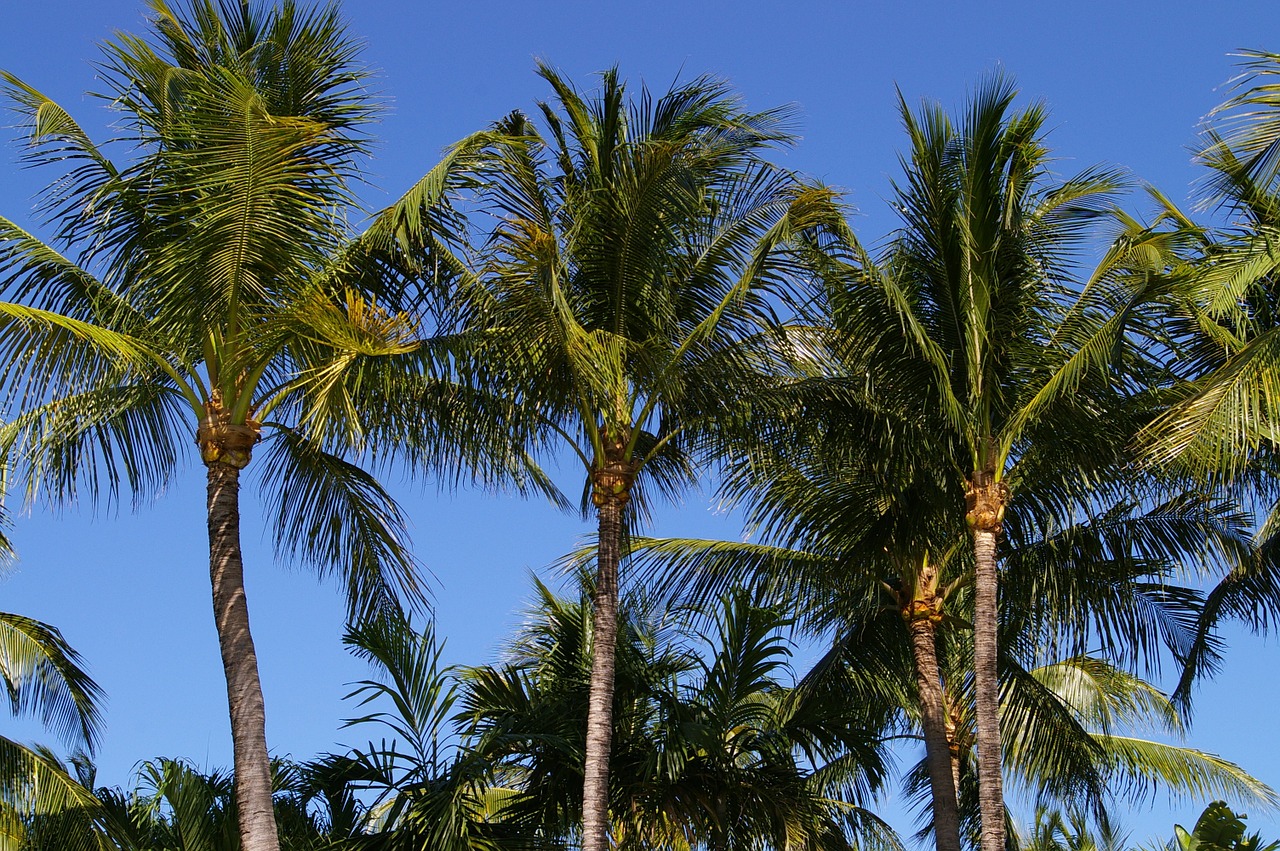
[907,615,962,851]
[207,463,279,851]
[944,698,964,809]
[971,525,1004,851]
[581,496,623,851]
[950,747,962,808]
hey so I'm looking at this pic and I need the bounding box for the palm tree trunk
[907,613,962,851]
[971,525,1004,851]
[950,744,962,807]
[943,695,964,807]
[967,471,1007,851]
[581,494,623,851]
[207,463,279,851]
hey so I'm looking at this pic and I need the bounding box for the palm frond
[257,427,426,622]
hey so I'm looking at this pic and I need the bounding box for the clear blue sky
[1,0,1278,844]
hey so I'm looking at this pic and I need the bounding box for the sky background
[1,0,1279,845]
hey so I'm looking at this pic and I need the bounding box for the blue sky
[1,0,1279,844]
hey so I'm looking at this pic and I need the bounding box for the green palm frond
[0,302,179,411]
[1,382,189,509]
[355,128,498,280]
[257,427,425,622]
[1028,658,1179,737]
[0,218,144,333]
[0,614,103,753]
[0,738,102,851]
[1209,50,1280,188]
[343,615,459,766]
[618,536,850,624]
[1101,736,1278,812]
[1000,493,1252,676]
[991,653,1278,826]
[1140,326,1280,478]
[1170,531,1280,709]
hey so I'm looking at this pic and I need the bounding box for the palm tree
[0,5,519,850]
[609,220,1247,843]
[461,63,846,851]
[611,411,967,851]
[459,580,898,851]
[619,481,1262,847]
[807,73,1177,851]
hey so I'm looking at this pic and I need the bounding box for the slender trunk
[950,744,962,807]
[967,471,1007,851]
[907,614,961,851]
[972,525,1004,851]
[944,697,964,808]
[581,494,624,851]
[207,463,279,851]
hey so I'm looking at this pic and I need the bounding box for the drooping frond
[0,613,103,752]
[257,427,426,623]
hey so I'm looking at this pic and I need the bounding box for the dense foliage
[0,3,1279,851]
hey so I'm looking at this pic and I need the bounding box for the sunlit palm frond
[1140,326,1280,479]
[1,382,189,509]
[0,302,175,412]
[0,739,101,851]
[1099,737,1278,813]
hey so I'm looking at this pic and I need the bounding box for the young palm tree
[462,64,846,851]
[460,581,898,851]
[0,5,517,850]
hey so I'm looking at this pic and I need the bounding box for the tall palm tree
[611,177,1231,841]
[462,63,846,851]
[617,82,1172,846]
[814,73,1170,851]
[0,4,518,850]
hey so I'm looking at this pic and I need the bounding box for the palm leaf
[257,427,426,622]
